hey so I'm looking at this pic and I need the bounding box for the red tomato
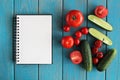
[66,10,84,28]
[75,31,82,38]
[74,38,80,46]
[94,40,103,48]
[80,27,88,35]
[95,5,108,18]
[92,58,99,65]
[61,36,74,48]
[63,25,70,32]
[70,50,83,64]
[92,47,99,54]
[96,52,103,59]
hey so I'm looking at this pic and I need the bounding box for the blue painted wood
[39,0,62,80]
[87,0,106,80]
[0,0,14,80]
[0,0,120,80]
[63,0,87,80]
[15,0,38,80]
[106,0,120,80]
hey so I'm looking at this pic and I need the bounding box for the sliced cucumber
[88,15,113,31]
[89,28,112,45]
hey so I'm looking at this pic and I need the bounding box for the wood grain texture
[39,0,62,80]
[87,0,106,80]
[15,0,38,80]
[0,0,14,80]
[63,0,87,80]
[0,0,120,80]
[106,0,120,80]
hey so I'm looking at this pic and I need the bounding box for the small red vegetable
[92,58,99,65]
[70,50,83,64]
[80,27,88,35]
[66,10,84,28]
[94,40,103,48]
[94,5,108,18]
[96,52,104,59]
[63,25,70,32]
[61,36,74,48]
[92,47,99,54]
[75,31,82,38]
[74,38,80,46]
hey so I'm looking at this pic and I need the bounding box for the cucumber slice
[89,28,112,45]
[88,15,113,31]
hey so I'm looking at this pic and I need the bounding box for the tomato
[95,5,108,18]
[61,36,74,48]
[94,40,103,48]
[63,25,70,32]
[92,47,99,54]
[96,52,103,59]
[66,10,84,28]
[70,50,83,64]
[74,38,80,46]
[75,31,82,38]
[80,27,88,35]
[92,58,99,65]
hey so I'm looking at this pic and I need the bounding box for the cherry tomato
[63,25,70,32]
[74,38,80,46]
[66,10,84,28]
[92,58,99,65]
[94,40,103,48]
[75,31,82,38]
[80,27,88,35]
[92,47,99,54]
[96,52,103,59]
[61,36,74,48]
[70,50,83,64]
[95,5,108,18]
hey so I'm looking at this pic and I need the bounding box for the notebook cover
[14,15,52,64]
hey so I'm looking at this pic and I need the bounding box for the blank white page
[16,15,52,64]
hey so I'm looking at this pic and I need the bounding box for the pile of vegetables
[61,5,117,72]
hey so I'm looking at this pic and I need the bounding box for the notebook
[14,15,52,64]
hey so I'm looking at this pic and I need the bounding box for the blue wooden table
[0,0,119,80]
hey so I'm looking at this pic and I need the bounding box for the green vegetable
[88,15,113,31]
[89,28,112,45]
[79,40,92,71]
[97,49,117,71]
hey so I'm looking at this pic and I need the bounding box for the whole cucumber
[79,40,92,71]
[97,49,117,71]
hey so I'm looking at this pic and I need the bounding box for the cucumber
[79,40,92,71]
[89,28,112,45]
[88,15,113,31]
[97,49,117,71]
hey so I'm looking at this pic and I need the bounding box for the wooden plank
[87,0,106,80]
[63,0,87,80]
[38,0,62,80]
[14,0,38,80]
[106,0,120,80]
[0,0,14,80]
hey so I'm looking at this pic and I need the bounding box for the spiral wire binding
[15,16,20,63]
